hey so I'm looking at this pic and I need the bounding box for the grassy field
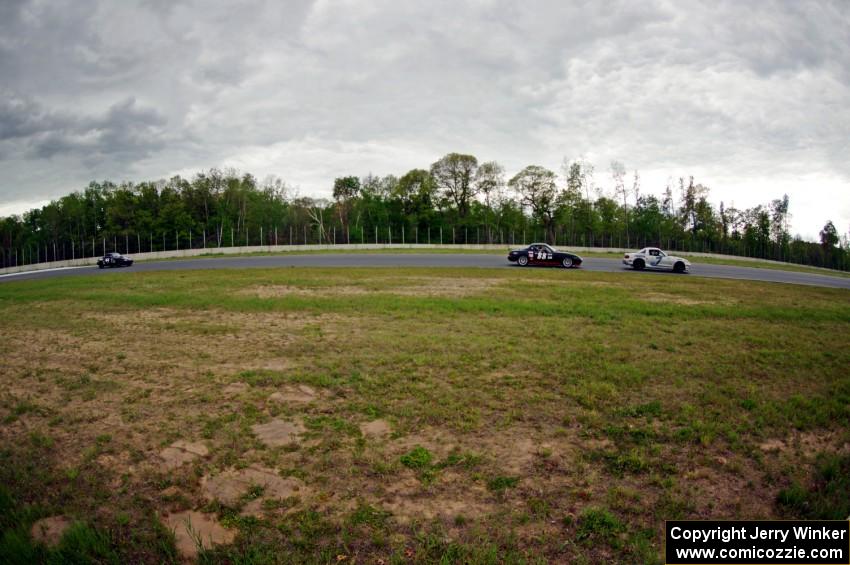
[0,268,848,563]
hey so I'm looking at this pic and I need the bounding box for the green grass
[0,267,848,563]
[777,453,850,519]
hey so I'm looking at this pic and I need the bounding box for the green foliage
[486,475,520,492]
[237,369,288,387]
[347,502,391,529]
[400,446,439,483]
[1,160,846,271]
[0,485,118,565]
[575,507,625,542]
[777,453,850,519]
[617,400,662,418]
[400,446,433,470]
[50,522,118,563]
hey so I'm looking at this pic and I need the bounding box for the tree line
[1,152,848,271]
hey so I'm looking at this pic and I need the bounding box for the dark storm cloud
[0,92,73,140]
[0,0,847,236]
[0,93,167,160]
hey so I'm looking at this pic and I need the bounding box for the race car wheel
[633,259,645,270]
[98,265,104,269]
[517,255,529,266]
[562,257,573,268]
[673,261,686,273]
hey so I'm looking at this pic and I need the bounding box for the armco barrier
[0,243,843,276]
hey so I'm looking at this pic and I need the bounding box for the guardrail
[0,243,843,276]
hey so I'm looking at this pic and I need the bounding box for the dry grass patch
[379,472,495,526]
[387,276,504,297]
[247,285,371,298]
[30,516,73,548]
[640,292,724,306]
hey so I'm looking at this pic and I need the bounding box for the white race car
[622,247,690,273]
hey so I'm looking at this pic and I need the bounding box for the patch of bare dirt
[791,430,850,457]
[162,510,235,560]
[392,428,458,459]
[268,384,317,403]
[582,437,614,451]
[514,278,615,288]
[201,465,310,516]
[684,465,774,519]
[262,358,293,371]
[392,425,563,476]
[251,418,305,447]
[159,440,209,471]
[248,285,370,298]
[388,277,503,297]
[360,419,392,439]
[30,516,72,547]
[641,292,719,306]
[760,430,850,458]
[380,471,493,525]
[759,439,785,452]
[223,382,249,395]
[477,427,560,474]
[246,278,503,298]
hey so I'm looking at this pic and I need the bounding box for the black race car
[97,252,134,269]
[508,243,583,268]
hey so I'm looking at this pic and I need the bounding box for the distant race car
[622,247,690,273]
[508,243,583,268]
[97,252,134,269]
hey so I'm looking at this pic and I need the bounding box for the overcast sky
[1,0,848,239]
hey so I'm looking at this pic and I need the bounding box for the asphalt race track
[2,253,849,290]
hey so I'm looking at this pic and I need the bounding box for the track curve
[1,253,849,290]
